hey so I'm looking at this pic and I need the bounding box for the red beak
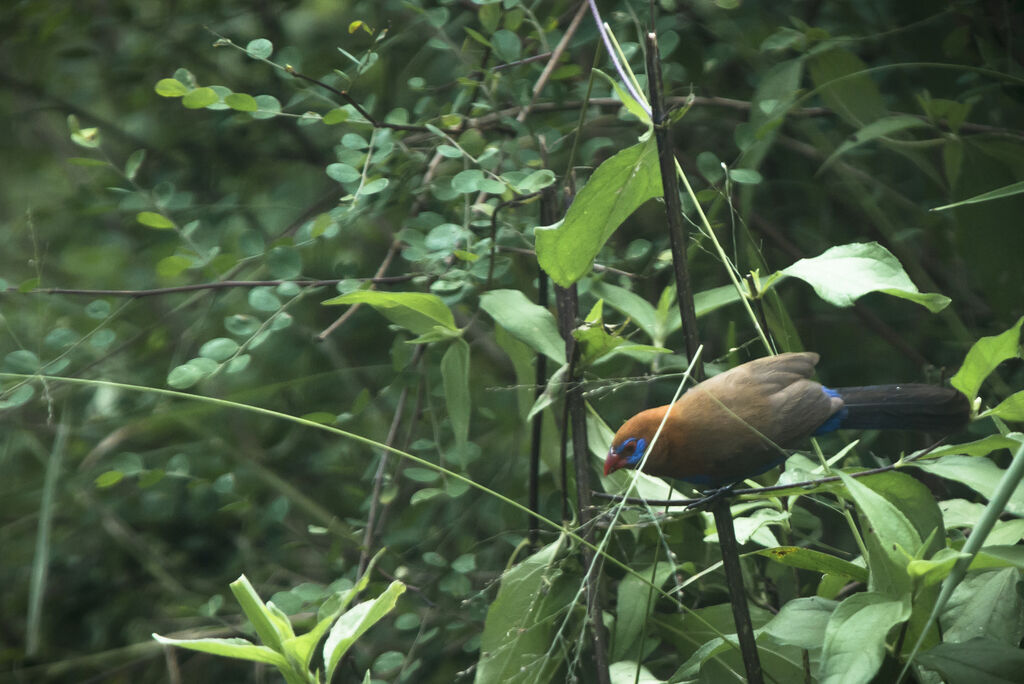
[604,450,627,476]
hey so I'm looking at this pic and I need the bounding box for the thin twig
[6,276,415,299]
[358,345,426,577]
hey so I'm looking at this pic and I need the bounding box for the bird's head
[604,406,671,477]
[604,435,648,475]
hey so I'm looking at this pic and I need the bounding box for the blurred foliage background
[1,0,1022,682]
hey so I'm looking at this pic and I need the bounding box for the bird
[604,352,970,487]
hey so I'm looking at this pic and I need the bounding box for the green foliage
[2,1,1024,683]
[154,562,405,684]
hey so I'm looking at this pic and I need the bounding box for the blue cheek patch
[813,386,849,435]
[625,438,647,466]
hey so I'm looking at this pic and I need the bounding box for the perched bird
[604,352,969,486]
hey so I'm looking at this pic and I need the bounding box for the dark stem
[554,283,611,684]
[528,191,557,548]
[644,32,702,380]
[711,498,765,684]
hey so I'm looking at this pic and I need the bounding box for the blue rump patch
[813,386,848,435]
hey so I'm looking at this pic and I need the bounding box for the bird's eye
[628,438,647,463]
[614,437,635,455]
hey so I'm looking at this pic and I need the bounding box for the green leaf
[923,435,1024,460]
[249,287,281,312]
[513,169,555,193]
[326,163,361,183]
[154,78,188,97]
[252,94,281,119]
[916,637,1024,683]
[612,562,675,661]
[0,384,35,409]
[165,360,207,387]
[441,338,471,450]
[136,211,175,229]
[807,48,887,127]
[360,178,389,195]
[463,26,491,48]
[984,390,1024,421]
[323,107,349,125]
[588,282,658,341]
[5,350,41,373]
[780,242,950,312]
[151,635,289,668]
[479,289,565,364]
[225,93,259,112]
[755,546,869,583]
[95,470,124,488]
[267,246,302,279]
[942,567,1024,645]
[475,538,568,684]
[932,180,1024,211]
[951,316,1024,400]
[726,168,762,184]
[535,138,660,287]
[820,115,928,171]
[245,38,273,60]
[490,29,521,63]
[229,575,288,653]
[819,592,910,683]
[323,291,456,336]
[199,338,240,362]
[762,597,836,650]
[592,68,651,125]
[324,581,406,682]
[452,169,484,193]
[695,283,744,316]
[838,471,920,594]
[182,87,219,109]
[478,2,500,33]
[125,149,146,180]
[909,454,1024,517]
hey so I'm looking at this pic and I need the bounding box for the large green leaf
[807,47,886,127]
[819,592,910,684]
[951,316,1024,400]
[324,580,406,682]
[909,454,1024,517]
[479,289,565,363]
[475,537,570,684]
[917,637,1024,683]
[838,472,920,596]
[611,562,675,662]
[535,138,661,287]
[779,242,950,312]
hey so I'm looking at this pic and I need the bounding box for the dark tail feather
[832,384,970,432]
